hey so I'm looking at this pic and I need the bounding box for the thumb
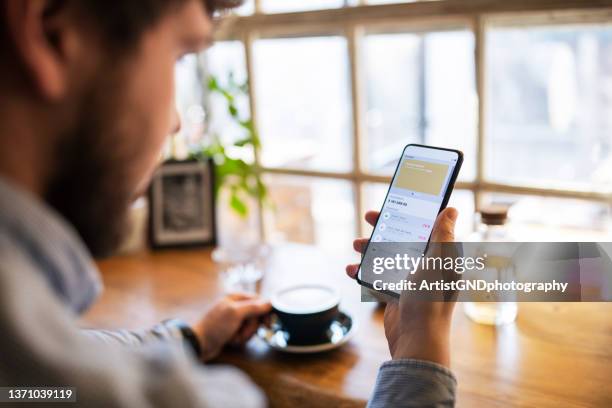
[430,207,458,243]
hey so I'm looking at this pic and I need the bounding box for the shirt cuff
[379,359,457,384]
[368,359,457,408]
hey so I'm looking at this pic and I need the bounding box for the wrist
[391,330,451,367]
[164,319,202,359]
[192,321,218,362]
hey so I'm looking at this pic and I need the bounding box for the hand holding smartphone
[356,144,463,298]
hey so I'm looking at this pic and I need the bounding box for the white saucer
[257,311,356,354]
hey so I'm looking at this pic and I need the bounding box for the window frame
[207,0,612,240]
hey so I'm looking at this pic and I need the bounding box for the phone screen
[358,144,462,293]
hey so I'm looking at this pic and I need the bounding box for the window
[253,36,353,172]
[486,24,612,191]
[480,193,611,241]
[363,30,477,180]
[180,1,612,250]
[175,55,204,148]
[264,175,356,252]
[366,0,439,5]
[261,0,346,14]
[204,41,249,146]
[233,0,255,15]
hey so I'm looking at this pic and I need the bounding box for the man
[0,0,457,406]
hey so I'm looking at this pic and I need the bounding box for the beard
[44,82,138,259]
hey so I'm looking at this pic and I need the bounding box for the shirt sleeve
[82,321,185,350]
[0,250,266,408]
[368,359,457,408]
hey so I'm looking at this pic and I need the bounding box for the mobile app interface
[368,145,458,261]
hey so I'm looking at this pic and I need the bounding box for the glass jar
[464,206,518,325]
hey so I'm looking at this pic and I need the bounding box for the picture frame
[148,159,216,249]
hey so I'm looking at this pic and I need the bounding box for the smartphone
[357,144,463,297]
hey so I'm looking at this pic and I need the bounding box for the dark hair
[0,0,239,77]
[74,0,243,49]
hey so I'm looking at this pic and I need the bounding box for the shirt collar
[0,177,102,313]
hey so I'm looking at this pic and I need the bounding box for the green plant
[190,73,267,218]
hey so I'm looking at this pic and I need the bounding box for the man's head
[0,0,240,257]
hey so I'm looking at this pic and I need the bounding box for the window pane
[264,175,356,252]
[254,37,353,172]
[366,0,439,4]
[480,193,612,241]
[204,41,252,154]
[363,30,477,181]
[175,55,204,149]
[205,41,247,85]
[233,0,254,15]
[486,25,612,191]
[362,183,475,240]
[261,0,344,13]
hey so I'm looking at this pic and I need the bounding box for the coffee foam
[272,285,339,315]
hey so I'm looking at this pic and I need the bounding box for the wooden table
[82,244,612,408]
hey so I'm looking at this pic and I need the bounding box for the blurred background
[170,0,612,256]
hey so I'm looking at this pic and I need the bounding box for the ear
[4,0,81,100]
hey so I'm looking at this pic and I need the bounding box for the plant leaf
[208,76,219,91]
[230,191,248,217]
[228,104,238,117]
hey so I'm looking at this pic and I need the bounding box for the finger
[229,323,247,345]
[233,299,272,319]
[226,292,257,301]
[430,207,458,243]
[230,318,260,346]
[229,333,246,347]
[231,320,253,343]
[238,318,260,343]
[346,264,359,279]
[353,238,370,254]
[365,211,380,227]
